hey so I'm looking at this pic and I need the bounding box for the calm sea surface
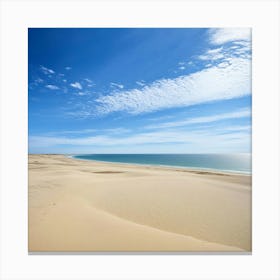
[73,154,251,174]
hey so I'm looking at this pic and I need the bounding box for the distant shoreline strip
[68,154,252,176]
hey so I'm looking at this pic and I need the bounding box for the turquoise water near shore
[72,154,251,174]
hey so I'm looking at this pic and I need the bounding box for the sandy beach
[28,154,251,252]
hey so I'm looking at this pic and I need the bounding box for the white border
[0,0,279,279]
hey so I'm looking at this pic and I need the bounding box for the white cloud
[65,66,72,70]
[70,82,82,90]
[63,28,250,119]
[40,66,55,75]
[84,78,95,87]
[197,39,251,64]
[77,92,87,96]
[43,127,131,137]
[224,125,251,132]
[95,57,251,115]
[209,28,251,45]
[29,127,250,154]
[145,108,251,129]
[45,85,59,90]
[198,52,224,61]
[103,128,131,134]
[136,81,145,86]
[110,82,124,89]
[207,47,223,54]
[35,78,44,83]
[197,47,237,62]
[217,61,230,68]
[63,79,67,83]
[49,129,98,135]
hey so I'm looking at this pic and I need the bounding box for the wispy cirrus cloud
[32,28,251,123]
[198,48,224,61]
[70,82,82,90]
[198,44,250,64]
[45,128,98,135]
[90,28,251,117]
[84,78,95,87]
[76,92,88,96]
[45,85,59,90]
[145,108,251,129]
[136,81,145,87]
[40,127,131,137]
[36,106,250,153]
[84,78,93,83]
[40,66,55,75]
[29,126,250,154]
[35,78,44,83]
[110,82,124,89]
[208,28,251,45]
[95,57,250,115]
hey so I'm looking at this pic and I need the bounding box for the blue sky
[28,28,251,154]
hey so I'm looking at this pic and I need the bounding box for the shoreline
[28,154,252,252]
[69,154,252,176]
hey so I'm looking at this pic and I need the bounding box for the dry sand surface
[28,154,251,252]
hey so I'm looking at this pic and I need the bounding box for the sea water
[73,154,251,174]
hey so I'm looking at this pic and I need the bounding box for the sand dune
[28,154,251,252]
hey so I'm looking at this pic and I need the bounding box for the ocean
[73,154,251,174]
